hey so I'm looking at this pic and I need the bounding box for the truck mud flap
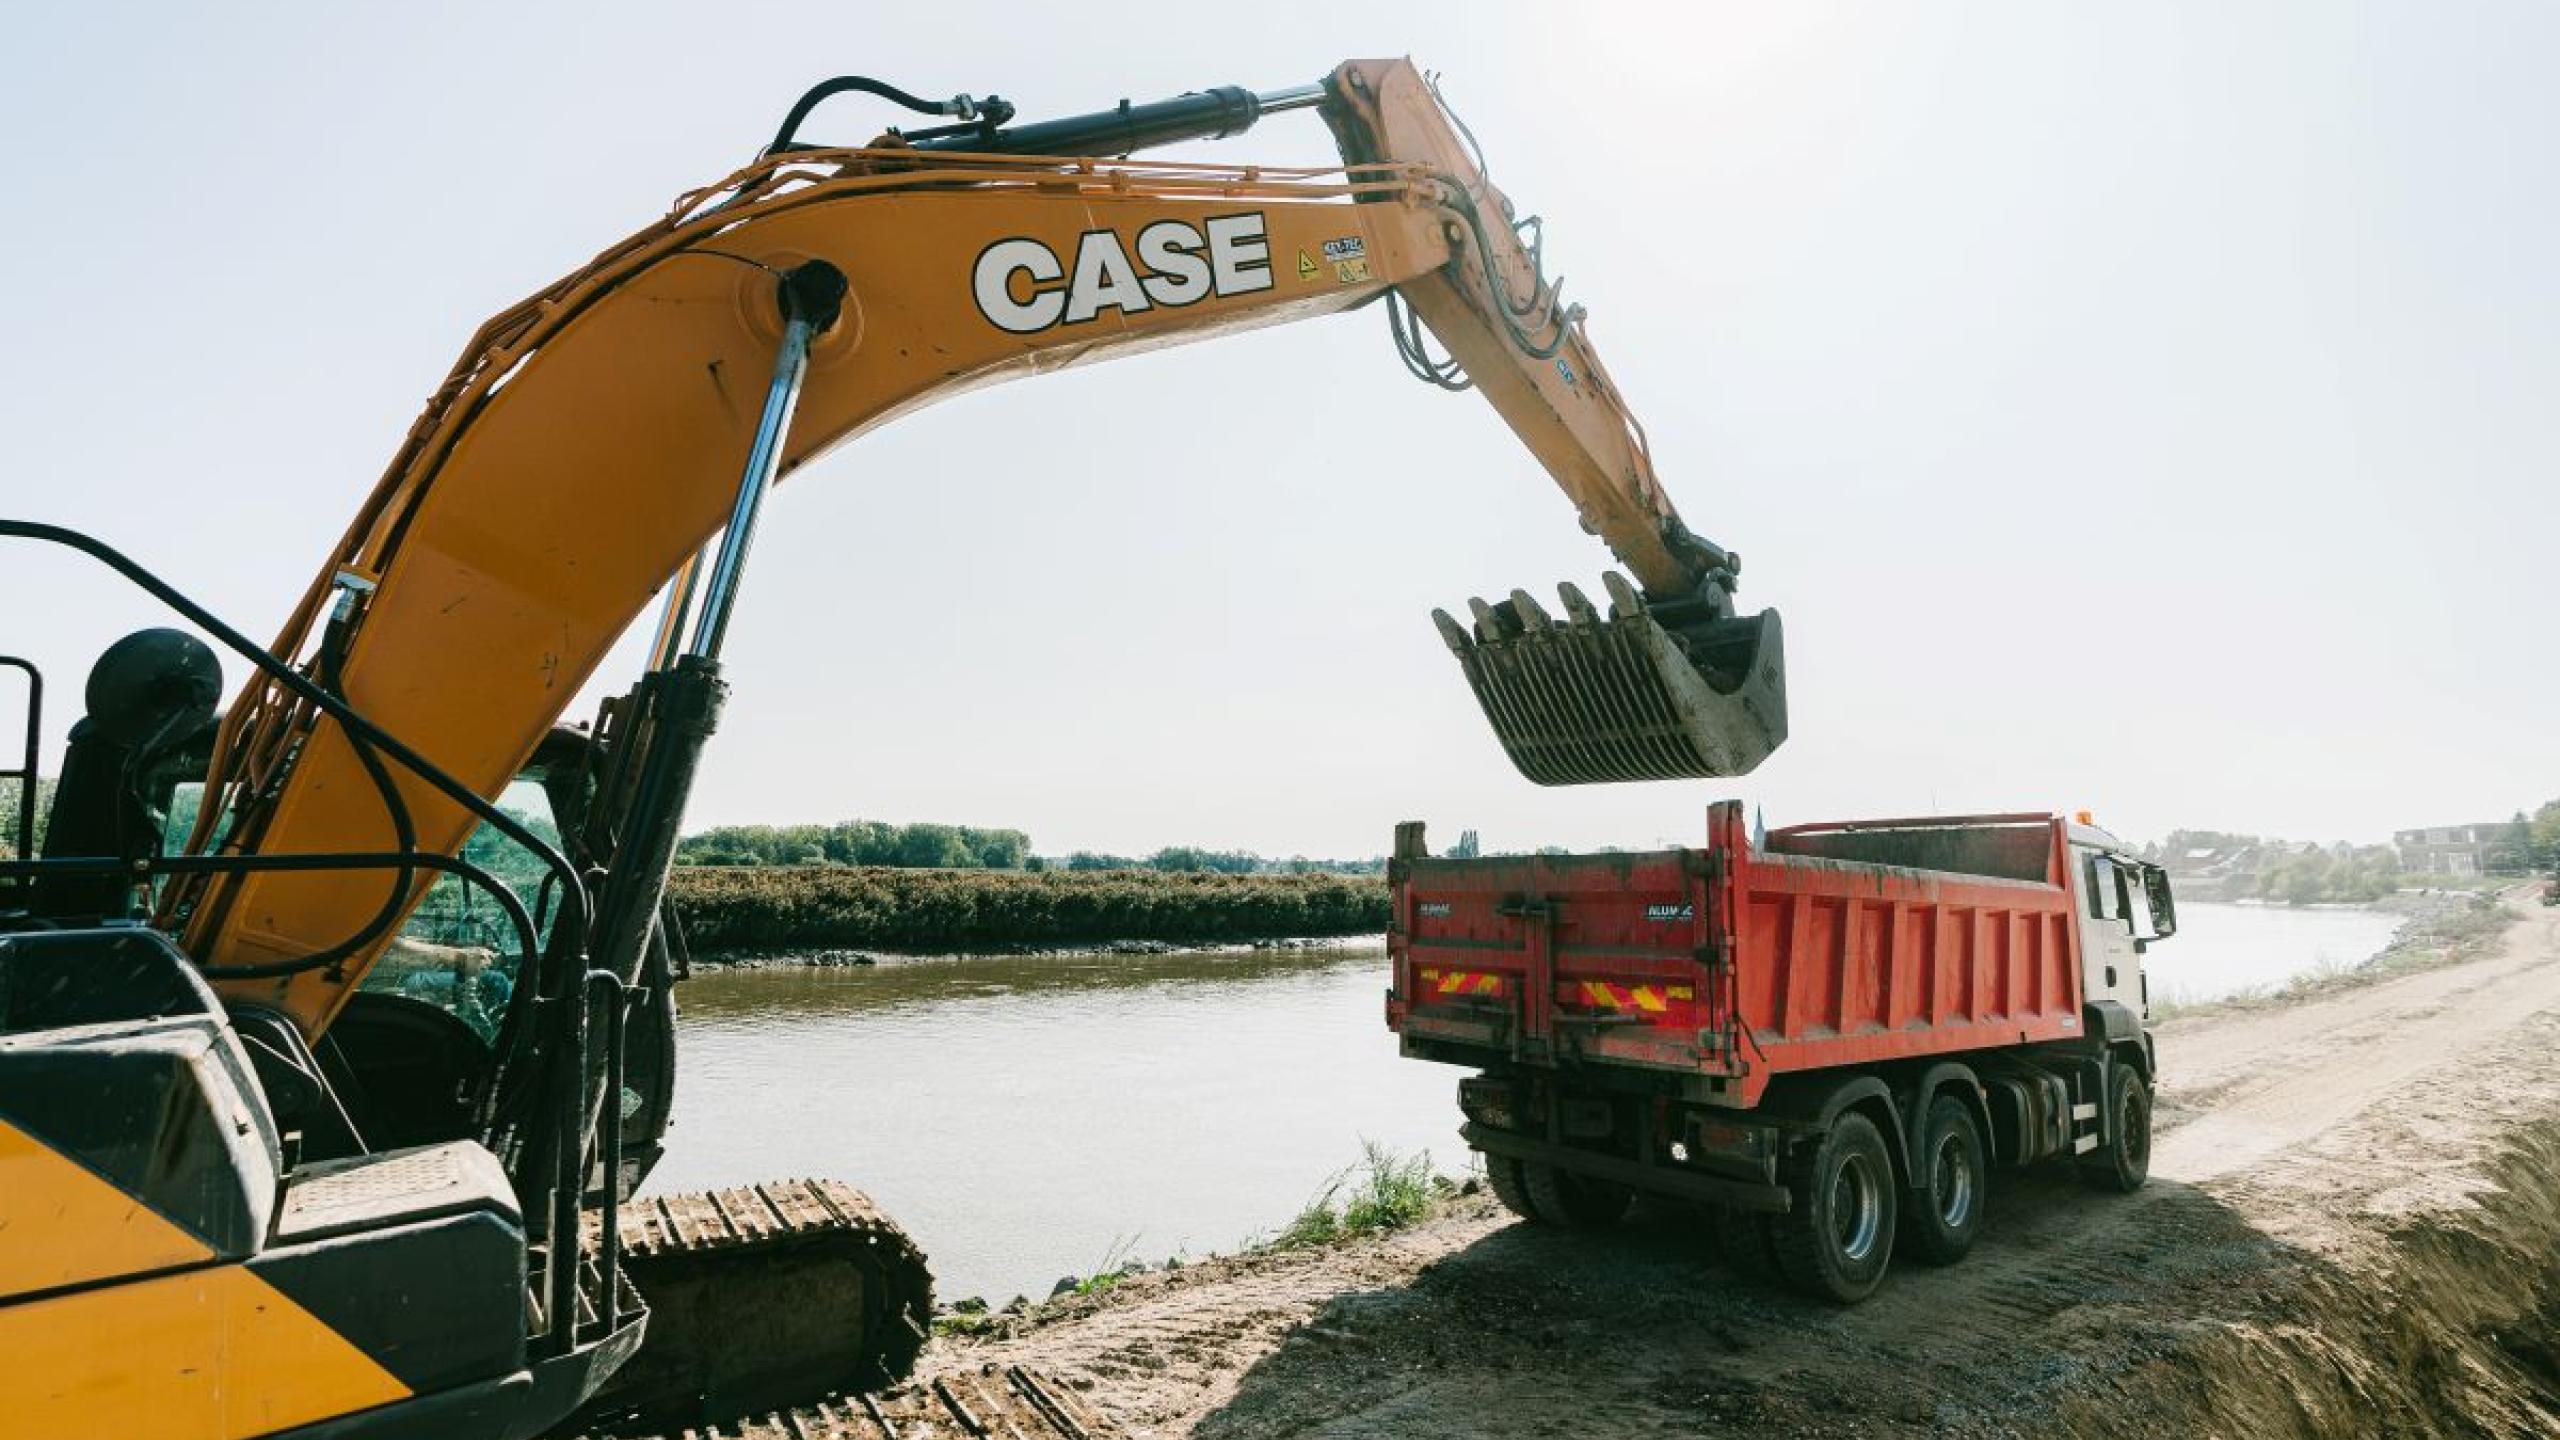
[1461,1122,1788,1214]
[1435,577,1785,784]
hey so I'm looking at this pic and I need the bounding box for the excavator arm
[173,57,1786,1036]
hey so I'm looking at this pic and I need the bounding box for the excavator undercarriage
[576,1182,934,1431]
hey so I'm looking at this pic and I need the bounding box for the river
[645,901,2402,1304]
[2143,900,2404,1007]
[645,947,1452,1306]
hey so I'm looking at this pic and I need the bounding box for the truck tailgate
[1391,848,1723,1073]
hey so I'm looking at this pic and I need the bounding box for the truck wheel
[1771,1112,1897,1303]
[1714,1206,1781,1282]
[1906,1095,1986,1266]
[1485,1156,1544,1222]
[1523,1162,1633,1228]
[2077,1063,2152,1194]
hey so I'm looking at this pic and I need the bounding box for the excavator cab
[0,615,917,1436]
[0,630,648,1439]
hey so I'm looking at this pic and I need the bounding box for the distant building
[2394,821,2525,876]
[2161,841,2267,900]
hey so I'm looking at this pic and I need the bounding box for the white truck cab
[2066,819,2177,1020]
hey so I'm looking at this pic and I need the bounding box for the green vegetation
[1068,1235,1142,1297]
[1273,1141,1442,1249]
[0,777,53,860]
[679,820,1031,870]
[1060,847,1385,875]
[2531,799,2560,873]
[2255,844,2402,906]
[402,801,563,953]
[665,864,1387,953]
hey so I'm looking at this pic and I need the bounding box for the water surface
[647,947,1452,1305]
[2143,900,2402,1006]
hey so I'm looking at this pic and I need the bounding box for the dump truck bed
[1389,804,2089,1106]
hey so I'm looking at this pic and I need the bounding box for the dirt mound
[2051,1111,2560,1438]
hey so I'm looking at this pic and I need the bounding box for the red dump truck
[1387,801,2177,1302]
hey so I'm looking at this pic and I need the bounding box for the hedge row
[665,865,1390,954]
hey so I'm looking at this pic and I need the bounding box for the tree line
[1059,847,1386,876]
[675,817,1386,876]
[2531,800,2560,873]
[667,865,1389,952]
[677,820,1033,870]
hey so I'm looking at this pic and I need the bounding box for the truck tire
[2077,1063,2152,1194]
[1771,1112,1897,1303]
[1522,1161,1633,1228]
[1905,1095,1986,1266]
[1485,1156,1544,1222]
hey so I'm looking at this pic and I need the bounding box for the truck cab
[2066,818,2177,1025]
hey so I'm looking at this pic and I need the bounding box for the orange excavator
[0,59,1785,1439]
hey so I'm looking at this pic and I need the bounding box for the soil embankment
[894,890,2560,1438]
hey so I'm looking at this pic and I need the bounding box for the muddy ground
[689,891,2560,1439]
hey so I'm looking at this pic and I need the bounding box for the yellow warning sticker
[1296,249,1320,282]
[1334,257,1372,283]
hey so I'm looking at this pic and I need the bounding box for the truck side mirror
[2143,865,2178,939]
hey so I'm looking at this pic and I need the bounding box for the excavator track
[593,1365,1113,1440]
[569,1180,936,1432]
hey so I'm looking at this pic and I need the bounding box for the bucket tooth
[1436,579,1788,784]
[1556,582,1601,626]
[1600,569,1642,620]
[1432,608,1474,653]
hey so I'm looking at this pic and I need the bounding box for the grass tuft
[1276,1140,1440,1250]
[1070,1234,1142,1297]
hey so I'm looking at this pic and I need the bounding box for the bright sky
[2,2,2550,858]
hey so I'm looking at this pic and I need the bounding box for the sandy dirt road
[883,894,2560,1439]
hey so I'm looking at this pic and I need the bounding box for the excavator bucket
[1435,574,1787,784]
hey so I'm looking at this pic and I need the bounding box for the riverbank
[2149,886,2515,1020]
[666,865,1387,956]
[679,934,1378,972]
[824,891,2560,1439]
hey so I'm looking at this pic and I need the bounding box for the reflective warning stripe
[1576,982,1697,1013]
[1418,967,1507,998]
